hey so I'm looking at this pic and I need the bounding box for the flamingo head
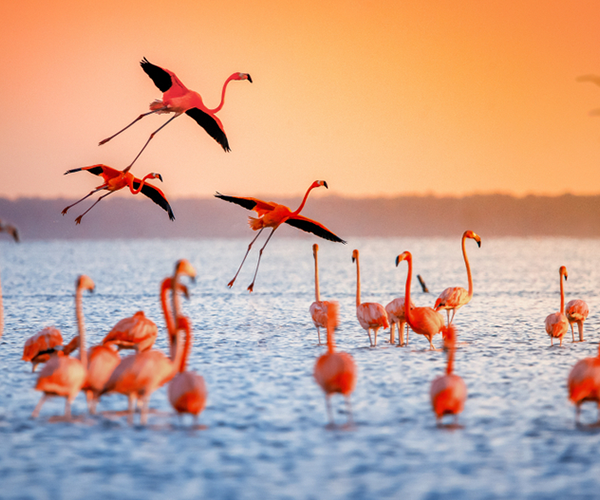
[77,275,95,293]
[352,248,359,263]
[310,180,328,190]
[161,277,191,300]
[148,172,163,182]
[559,265,568,281]
[312,243,319,256]
[235,72,253,83]
[174,259,197,283]
[433,297,444,311]
[465,230,481,247]
[395,251,412,267]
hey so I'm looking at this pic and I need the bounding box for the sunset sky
[1,1,600,201]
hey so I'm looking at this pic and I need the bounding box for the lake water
[1,236,600,499]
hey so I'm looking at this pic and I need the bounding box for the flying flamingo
[545,266,569,347]
[215,180,346,292]
[101,260,196,425]
[430,323,467,425]
[313,301,357,426]
[167,264,207,423]
[62,164,174,224]
[102,310,158,352]
[352,249,389,346]
[0,220,18,339]
[99,58,252,169]
[309,243,335,345]
[567,343,600,424]
[565,299,590,343]
[32,275,94,419]
[434,230,481,325]
[22,328,80,372]
[396,251,445,350]
[385,296,415,346]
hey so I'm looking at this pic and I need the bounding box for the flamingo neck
[292,184,317,216]
[179,318,192,372]
[209,74,237,114]
[314,251,321,302]
[160,279,176,356]
[355,255,361,307]
[129,173,154,195]
[559,273,565,314]
[75,286,87,367]
[403,256,415,329]
[462,233,474,299]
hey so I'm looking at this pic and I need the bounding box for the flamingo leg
[316,326,322,345]
[227,228,264,288]
[74,190,117,224]
[31,394,48,418]
[571,324,575,342]
[389,322,395,345]
[449,309,456,324]
[99,109,164,146]
[578,321,585,342]
[127,394,136,425]
[366,328,373,346]
[247,228,277,292]
[140,396,150,425]
[61,186,107,215]
[446,310,451,325]
[405,323,410,346]
[373,327,378,347]
[64,397,72,420]
[345,397,354,424]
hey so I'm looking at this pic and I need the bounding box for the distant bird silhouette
[99,58,252,169]
[0,220,18,339]
[545,266,569,347]
[216,180,345,292]
[62,164,174,224]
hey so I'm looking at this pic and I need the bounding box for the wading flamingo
[22,328,80,372]
[545,266,569,347]
[566,299,590,343]
[0,220,18,339]
[309,243,334,345]
[396,251,445,350]
[434,230,481,325]
[101,260,196,425]
[167,264,207,423]
[568,343,600,424]
[102,310,158,352]
[430,324,467,425]
[32,275,94,419]
[313,301,357,426]
[385,296,414,346]
[62,164,174,224]
[83,342,121,414]
[216,180,345,292]
[352,249,389,346]
[99,58,252,169]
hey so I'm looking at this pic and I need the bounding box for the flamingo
[396,251,445,350]
[565,299,590,343]
[101,260,196,425]
[167,265,207,423]
[351,249,389,347]
[567,343,600,424]
[215,180,346,292]
[99,58,252,169]
[0,220,18,339]
[82,343,121,414]
[309,243,334,345]
[385,296,414,346]
[313,301,357,426]
[430,323,467,424]
[434,230,481,325]
[545,266,569,347]
[22,327,80,372]
[102,310,158,352]
[32,275,94,419]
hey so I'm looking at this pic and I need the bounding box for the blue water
[1,237,600,499]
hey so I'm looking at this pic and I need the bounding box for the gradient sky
[1,0,600,201]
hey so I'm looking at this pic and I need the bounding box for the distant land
[0,194,599,240]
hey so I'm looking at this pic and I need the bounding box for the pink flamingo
[434,230,481,325]
[313,301,357,425]
[430,324,467,424]
[22,328,80,372]
[99,58,252,169]
[102,310,158,352]
[216,180,345,292]
[309,243,334,345]
[101,260,196,425]
[0,219,18,339]
[82,343,121,414]
[62,164,174,224]
[396,251,445,350]
[385,296,415,346]
[545,266,569,347]
[352,249,389,347]
[568,343,600,423]
[565,299,590,343]
[32,275,95,419]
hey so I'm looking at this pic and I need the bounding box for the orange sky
[1,0,600,200]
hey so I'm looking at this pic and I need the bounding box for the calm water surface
[1,237,600,499]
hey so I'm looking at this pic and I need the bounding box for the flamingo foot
[75,216,83,225]
[61,207,69,215]
[227,279,235,288]
[99,137,111,146]
[247,283,255,293]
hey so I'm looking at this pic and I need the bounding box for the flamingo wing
[184,108,231,152]
[140,57,174,92]
[285,215,346,243]
[131,180,175,221]
[214,193,277,214]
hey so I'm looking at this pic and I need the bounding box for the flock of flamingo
[0,58,599,428]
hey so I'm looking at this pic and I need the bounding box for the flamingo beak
[247,74,253,83]
[157,174,164,182]
[323,181,329,189]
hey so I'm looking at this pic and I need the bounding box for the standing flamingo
[352,249,389,347]
[396,251,445,350]
[62,164,174,224]
[216,180,345,292]
[313,301,357,426]
[32,275,94,419]
[99,58,252,169]
[102,310,158,352]
[0,220,18,339]
[430,324,467,424]
[545,266,569,347]
[167,262,207,423]
[101,260,196,425]
[83,342,121,414]
[385,296,414,347]
[434,230,481,325]
[567,343,600,423]
[565,299,590,343]
[309,244,334,345]
[22,328,80,372]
